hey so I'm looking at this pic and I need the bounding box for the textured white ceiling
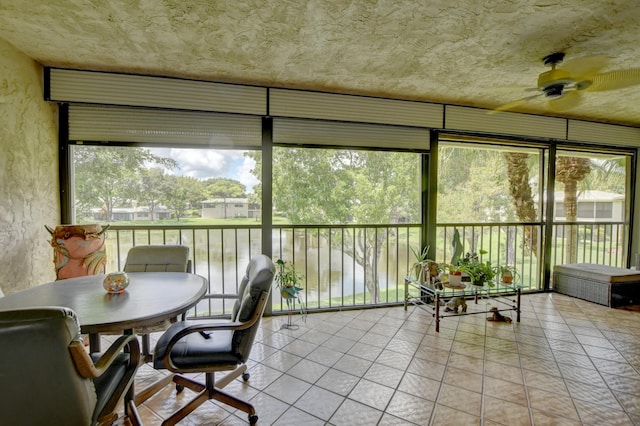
[1,0,639,126]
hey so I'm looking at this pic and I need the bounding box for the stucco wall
[0,38,59,294]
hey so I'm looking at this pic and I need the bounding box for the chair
[140,254,274,425]
[123,244,191,359]
[0,307,141,426]
[123,244,191,274]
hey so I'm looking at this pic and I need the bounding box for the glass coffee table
[404,276,521,332]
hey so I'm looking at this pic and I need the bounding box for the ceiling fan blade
[583,68,640,92]
[559,55,611,78]
[490,94,543,114]
[548,91,582,111]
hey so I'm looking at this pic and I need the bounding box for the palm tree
[504,152,539,257]
[555,156,591,263]
[581,157,626,194]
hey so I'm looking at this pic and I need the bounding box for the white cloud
[148,148,259,193]
[237,156,260,193]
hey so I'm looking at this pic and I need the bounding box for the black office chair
[123,244,191,360]
[0,307,141,425]
[142,254,274,425]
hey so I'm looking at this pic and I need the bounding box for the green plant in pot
[275,259,306,329]
[275,259,304,301]
[443,263,464,287]
[459,250,496,287]
[410,245,433,283]
[441,228,466,287]
[496,265,518,285]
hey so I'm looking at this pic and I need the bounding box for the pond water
[104,228,413,308]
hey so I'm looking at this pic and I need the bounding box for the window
[271,145,422,308]
[552,149,631,267]
[435,139,547,291]
[577,202,595,219]
[595,202,613,219]
[72,146,261,224]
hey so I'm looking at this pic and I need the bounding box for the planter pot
[413,263,429,283]
[449,273,463,286]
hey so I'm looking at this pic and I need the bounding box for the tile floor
[125,293,640,425]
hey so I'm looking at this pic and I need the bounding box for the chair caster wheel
[248,414,258,425]
[242,372,250,381]
[176,384,184,393]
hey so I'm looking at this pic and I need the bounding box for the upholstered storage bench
[553,263,640,307]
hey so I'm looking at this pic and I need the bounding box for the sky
[149,147,259,193]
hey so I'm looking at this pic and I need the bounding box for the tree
[138,168,168,221]
[161,175,206,221]
[244,151,262,207]
[504,152,539,257]
[74,146,176,221]
[556,156,591,262]
[263,147,420,303]
[205,178,246,199]
[438,147,513,225]
[204,178,246,219]
[581,157,626,194]
[438,147,517,257]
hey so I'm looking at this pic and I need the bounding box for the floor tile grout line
[427,313,468,426]
[550,299,636,421]
[515,307,553,426]
[130,296,640,425]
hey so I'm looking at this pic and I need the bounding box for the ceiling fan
[493,52,640,113]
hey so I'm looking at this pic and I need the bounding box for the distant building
[91,205,172,221]
[201,198,261,219]
[554,190,625,221]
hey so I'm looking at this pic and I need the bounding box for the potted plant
[275,259,306,329]
[496,265,518,285]
[410,245,432,283]
[459,250,496,287]
[443,263,464,287]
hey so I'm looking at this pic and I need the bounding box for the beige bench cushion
[554,263,640,284]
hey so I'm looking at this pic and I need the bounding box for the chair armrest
[69,334,141,379]
[169,291,267,342]
[184,294,238,320]
[160,291,268,369]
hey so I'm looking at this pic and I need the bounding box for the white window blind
[270,88,443,128]
[568,120,640,147]
[273,118,429,150]
[69,105,262,147]
[445,105,567,140]
[50,68,640,150]
[49,68,267,115]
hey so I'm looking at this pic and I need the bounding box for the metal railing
[549,222,628,268]
[435,221,627,291]
[271,225,422,311]
[104,221,628,318]
[104,225,263,318]
[435,222,544,292]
